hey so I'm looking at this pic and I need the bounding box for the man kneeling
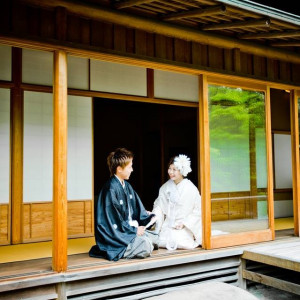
[89,148,158,261]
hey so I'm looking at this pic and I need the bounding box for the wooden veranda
[0,229,298,299]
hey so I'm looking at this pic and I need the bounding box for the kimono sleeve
[182,190,202,245]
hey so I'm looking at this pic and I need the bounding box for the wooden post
[147,68,154,98]
[11,47,23,245]
[238,258,247,289]
[56,282,67,300]
[290,90,300,236]
[199,74,211,249]
[265,87,275,239]
[52,50,68,272]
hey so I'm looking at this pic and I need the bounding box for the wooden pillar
[238,258,247,289]
[11,47,23,244]
[290,90,300,236]
[146,68,154,98]
[199,74,211,249]
[265,87,275,239]
[52,50,68,272]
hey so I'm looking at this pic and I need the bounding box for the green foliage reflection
[209,85,266,193]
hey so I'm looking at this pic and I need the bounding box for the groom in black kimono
[89,148,158,261]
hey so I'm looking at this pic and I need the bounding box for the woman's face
[168,164,183,184]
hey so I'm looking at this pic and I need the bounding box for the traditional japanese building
[0,0,300,299]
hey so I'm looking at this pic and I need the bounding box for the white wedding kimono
[153,179,202,249]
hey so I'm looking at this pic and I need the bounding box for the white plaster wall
[274,200,293,218]
[274,134,292,189]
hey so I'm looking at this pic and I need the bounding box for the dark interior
[93,98,198,210]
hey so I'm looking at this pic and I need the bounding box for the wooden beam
[52,50,68,272]
[199,74,211,249]
[11,47,23,245]
[290,90,300,236]
[240,30,300,40]
[211,229,272,248]
[271,42,300,47]
[19,0,300,64]
[115,0,155,9]
[265,86,274,239]
[55,6,67,41]
[162,5,227,21]
[243,270,300,295]
[203,18,271,31]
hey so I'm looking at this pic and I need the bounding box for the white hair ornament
[173,154,192,177]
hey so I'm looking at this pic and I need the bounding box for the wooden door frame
[290,90,300,236]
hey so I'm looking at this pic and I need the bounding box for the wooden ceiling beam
[240,30,300,40]
[272,42,300,47]
[203,18,270,31]
[115,0,156,9]
[162,5,227,21]
[19,0,300,64]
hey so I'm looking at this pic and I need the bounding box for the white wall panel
[22,49,53,86]
[68,55,89,90]
[0,45,12,81]
[274,133,292,189]
[90,60,147,96]
[0,89,10,204]
[274,200,293,218]
[68,95,92,200]
[23,91,53,202]
[154,70,198,102]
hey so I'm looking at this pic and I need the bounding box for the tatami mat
[0,237,95,264]
[274,217,294,230]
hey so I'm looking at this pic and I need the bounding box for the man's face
[117,159,133,181]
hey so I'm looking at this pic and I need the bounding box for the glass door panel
[208,85,268,235]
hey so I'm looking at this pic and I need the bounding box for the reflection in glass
[209,85,268,234]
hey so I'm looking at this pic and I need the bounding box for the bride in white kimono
[152,155,202,250]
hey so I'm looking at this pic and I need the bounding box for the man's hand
[137,226,145,236]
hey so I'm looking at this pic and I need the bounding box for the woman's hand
[175,223,184,230]
[137,226,145,236]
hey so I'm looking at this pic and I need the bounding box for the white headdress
[173,154,192,177]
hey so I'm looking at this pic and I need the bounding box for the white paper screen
[23,91,53,202]
[154,70,198,102]
[0,89,10,204]
[22,49,53,86]
[90,59,147,96]
[68,95,92,200]
[68,55,89,90]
